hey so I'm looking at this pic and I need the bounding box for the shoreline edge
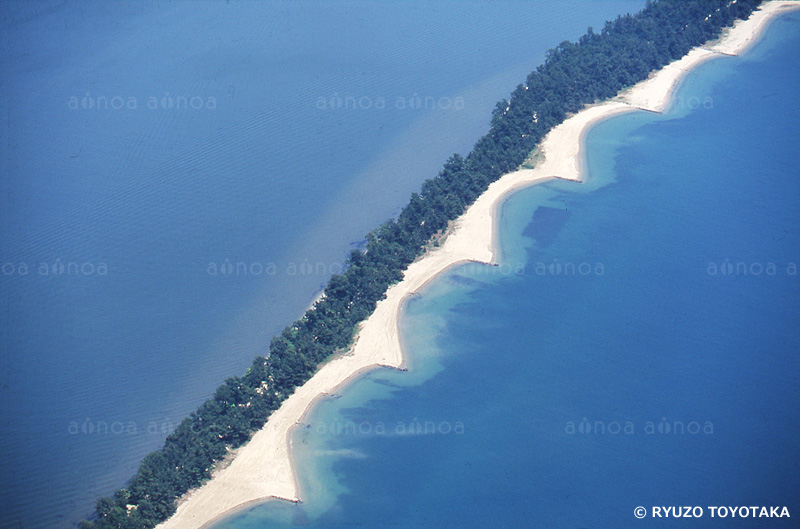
[157,3,800,528]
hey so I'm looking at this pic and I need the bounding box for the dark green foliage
[80,1,762,527]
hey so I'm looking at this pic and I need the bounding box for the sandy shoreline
[157,3,798,528]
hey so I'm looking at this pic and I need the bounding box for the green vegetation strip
[81,2,762,527]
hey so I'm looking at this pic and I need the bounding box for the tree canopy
[80,1,763,527]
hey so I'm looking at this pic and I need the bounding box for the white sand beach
[156,3,799,528]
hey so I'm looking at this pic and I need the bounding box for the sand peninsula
[157,2,799,528]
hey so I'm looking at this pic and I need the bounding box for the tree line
[80,1,762,527]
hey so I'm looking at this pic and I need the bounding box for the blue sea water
[214,11,800,529]
[0,1,646,528]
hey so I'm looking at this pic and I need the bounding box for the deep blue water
[215,11,800,529]
[0,1,646,528]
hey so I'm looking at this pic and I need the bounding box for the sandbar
[156,3,799,528]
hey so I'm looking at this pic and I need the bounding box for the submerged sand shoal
[157,3,799,528]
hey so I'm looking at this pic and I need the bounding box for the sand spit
[156,3,798,528]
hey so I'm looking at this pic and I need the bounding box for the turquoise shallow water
[0,1,646,527]
[215,11,800,529]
